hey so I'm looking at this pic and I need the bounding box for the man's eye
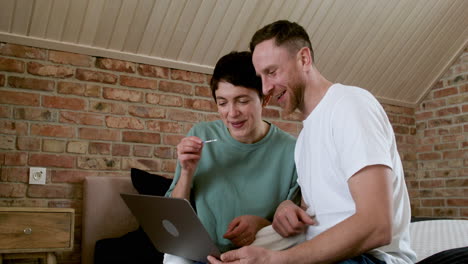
[239,100,249,104]
[218,102,226,106]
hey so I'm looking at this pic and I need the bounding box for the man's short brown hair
[250,20,314,61]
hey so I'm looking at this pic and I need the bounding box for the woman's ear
[262,94,271,107]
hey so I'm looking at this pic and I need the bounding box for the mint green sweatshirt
[166,120,299,252]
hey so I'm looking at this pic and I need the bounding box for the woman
[164,51,300,264]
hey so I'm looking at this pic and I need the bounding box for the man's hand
[177,136,203,173]
[223,215,270,247]
[273,200,315,237]
[207,246,281,264]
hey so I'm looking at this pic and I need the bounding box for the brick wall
[0,42,466,263]
[409,46,468,218]
[0,43,302,263]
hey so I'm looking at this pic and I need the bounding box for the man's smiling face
[252,39,306,115]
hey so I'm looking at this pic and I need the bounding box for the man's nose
[262,77,273,96]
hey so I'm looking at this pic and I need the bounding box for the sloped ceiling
[0,0,467,107]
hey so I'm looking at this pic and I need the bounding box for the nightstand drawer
[0,207,74,253]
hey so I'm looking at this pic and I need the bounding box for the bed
[82,175,468,264]
[410,218,468,263]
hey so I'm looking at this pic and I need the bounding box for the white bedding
[410,220,468,262]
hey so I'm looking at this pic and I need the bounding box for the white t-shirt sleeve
[331,92,394,181]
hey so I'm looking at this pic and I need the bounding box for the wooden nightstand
[0,207,75,264]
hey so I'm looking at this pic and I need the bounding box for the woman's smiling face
[215,81,265,144]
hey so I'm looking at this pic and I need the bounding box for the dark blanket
[417,246,468,264]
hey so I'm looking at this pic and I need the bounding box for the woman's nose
[228,104,240,117]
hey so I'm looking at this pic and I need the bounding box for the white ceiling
[0,0,467,107]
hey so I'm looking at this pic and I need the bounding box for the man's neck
[301,69,333,117]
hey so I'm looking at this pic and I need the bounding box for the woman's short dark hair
[210,51,263,102]
[250,20,314,61]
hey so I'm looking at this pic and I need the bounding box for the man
[208,20,416,264]
[164,51,301,264]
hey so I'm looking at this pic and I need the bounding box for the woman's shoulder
[269,123,297,145]
[190,120,222,129]
[190,120,225,136]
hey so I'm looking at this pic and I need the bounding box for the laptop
[120,193,221,262]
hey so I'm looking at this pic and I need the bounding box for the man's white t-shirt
[295,84,416,264]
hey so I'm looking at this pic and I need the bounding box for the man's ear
[297,47,312,70]
[262,94,271,107]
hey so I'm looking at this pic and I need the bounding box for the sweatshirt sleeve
[164,127,196,197]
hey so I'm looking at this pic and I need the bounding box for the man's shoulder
[332,83,377,102]
[323,84,381,117]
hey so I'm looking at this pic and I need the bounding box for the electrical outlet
[29,167,46,184]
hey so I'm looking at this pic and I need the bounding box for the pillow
[130,168,197,211]
[94,169,173,264]
[130,168,173,196]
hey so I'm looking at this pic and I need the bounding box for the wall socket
[29,167,47,184]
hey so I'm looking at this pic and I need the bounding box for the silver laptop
[120,193,221,262]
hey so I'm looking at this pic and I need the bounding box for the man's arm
[209,165,393,264]
[278,164,393,263]
[272,199,314,237]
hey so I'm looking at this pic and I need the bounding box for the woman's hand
[177,136,203,173]
[223,215,271,247]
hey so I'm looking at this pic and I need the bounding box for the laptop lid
[120,193,221,262]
